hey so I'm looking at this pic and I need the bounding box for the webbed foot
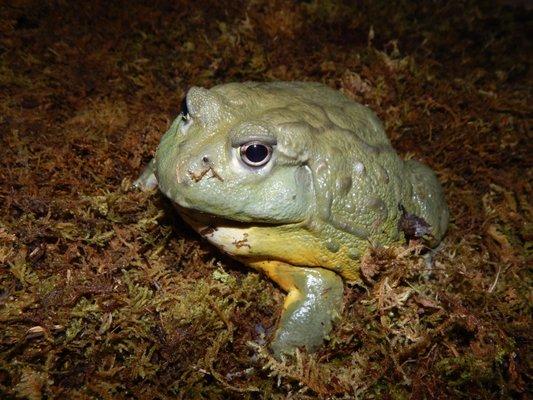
[250,261,344,356]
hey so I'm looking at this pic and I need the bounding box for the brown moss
[0,0,531,399]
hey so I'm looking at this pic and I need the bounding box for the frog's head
[154,83,321,225]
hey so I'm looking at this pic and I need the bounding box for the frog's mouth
[174,204,291,231]
[175,204,233,229]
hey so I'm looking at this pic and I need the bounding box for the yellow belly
[179,209,361,281]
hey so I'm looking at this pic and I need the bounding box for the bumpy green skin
[135,82,449,355]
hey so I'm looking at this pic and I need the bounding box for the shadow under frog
[134,81,449,357]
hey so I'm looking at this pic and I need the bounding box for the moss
[0,0,531,398]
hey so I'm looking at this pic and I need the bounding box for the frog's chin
[173,204,306,258]
[173,205,259,257]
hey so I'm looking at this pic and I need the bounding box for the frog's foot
[133,158,158,191]
[249,261,344,357]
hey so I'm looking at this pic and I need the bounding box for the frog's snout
[176,154,223,185]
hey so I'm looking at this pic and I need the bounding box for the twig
[488,263,502,293]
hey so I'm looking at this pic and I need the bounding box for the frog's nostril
[202,156,210,163]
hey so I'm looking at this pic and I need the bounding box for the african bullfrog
[134,81,448,356]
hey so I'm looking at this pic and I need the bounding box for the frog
[134,81,449,356]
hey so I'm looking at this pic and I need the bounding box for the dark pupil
[245,144,268,163]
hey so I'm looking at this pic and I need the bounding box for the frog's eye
[239,141,272,167]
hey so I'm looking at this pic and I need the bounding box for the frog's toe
[133,158,158,191]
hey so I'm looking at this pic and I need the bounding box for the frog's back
[211,81,392,148]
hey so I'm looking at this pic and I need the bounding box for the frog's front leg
[133,158,158,191]
[249,260,344,356]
